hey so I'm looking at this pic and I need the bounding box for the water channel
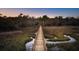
[25,35,76,51]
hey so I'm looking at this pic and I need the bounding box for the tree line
[0,13,79,31]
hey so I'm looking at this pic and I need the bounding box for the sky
[0,8,79,17]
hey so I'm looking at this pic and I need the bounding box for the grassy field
[0,26,79,51]
[44,26,79,40]
[0,32,32,51]
[44,26,79,51]
[0,27,38,51]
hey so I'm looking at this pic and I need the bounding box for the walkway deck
[32,26,47,51]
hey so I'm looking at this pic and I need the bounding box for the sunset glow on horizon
[0,8,79,17]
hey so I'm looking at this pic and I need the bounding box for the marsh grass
[0,33,31,51]
[0,26,79,51]
[45,26,79,51]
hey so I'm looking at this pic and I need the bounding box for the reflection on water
[25,39,64,51]
[25,37,34,51]
[25,40,33,51]
[25,35,76,51]
[48,46,65,51]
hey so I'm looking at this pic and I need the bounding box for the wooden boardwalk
[32,26,47,51]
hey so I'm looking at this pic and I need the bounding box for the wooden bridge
[32,25,47,51]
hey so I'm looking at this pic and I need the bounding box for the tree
[18,13,23,17]
[42,15,49,26]
[0,13,2,17]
